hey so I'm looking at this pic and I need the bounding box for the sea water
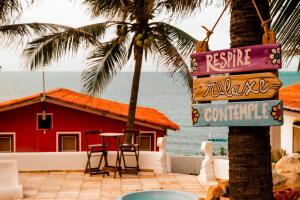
[0,71,299,155]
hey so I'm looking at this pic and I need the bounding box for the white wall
[0,152,231,176]
[170,156,202,175]
[281,110,300,154]
[213,158,229,180]
[0,151,166,173]
[169,156,228,175]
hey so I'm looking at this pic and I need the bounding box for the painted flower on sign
[271,103,282,122]
[269,48,281,65]
[192,108,200,125]
[191,58,198,71]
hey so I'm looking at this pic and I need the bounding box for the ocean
[0,71,299,155]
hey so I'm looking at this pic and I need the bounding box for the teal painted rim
[117,190,198,200]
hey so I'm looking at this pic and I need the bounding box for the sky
[0,0,297,71]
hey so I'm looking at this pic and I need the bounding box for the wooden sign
[192,100,283,127]
[191,43,282,76]
[193,72,282,102]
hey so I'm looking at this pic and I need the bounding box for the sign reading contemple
[191,44,281,76]
[192,100,283,127]
[193,72,282,102]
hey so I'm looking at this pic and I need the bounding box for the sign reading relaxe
[192,100,283,127]
[191,43,281,76]
[193,72,282,102]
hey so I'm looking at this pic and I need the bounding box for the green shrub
[271,149,287,163]
[220,147,227,156]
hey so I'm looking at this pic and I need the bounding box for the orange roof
[0,88,179,130]
[280,82,300,112]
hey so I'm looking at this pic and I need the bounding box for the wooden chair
[119,129,141,175]
[84,130,109,176]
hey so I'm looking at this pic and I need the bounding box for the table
[100,133,124,178]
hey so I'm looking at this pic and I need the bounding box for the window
[57,133,80,152]
[0,134,14,152]
[136,132,155,151]
[37,113,53,130]
[138,135,152,151]
[293,122,300,153]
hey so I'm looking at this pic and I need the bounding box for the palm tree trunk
[229,0,274,199]
[126,45,143,143]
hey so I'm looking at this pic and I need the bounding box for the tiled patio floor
[17,171,213,200]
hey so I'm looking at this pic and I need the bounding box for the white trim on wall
[0,132,16,152]
[56,132,81,152]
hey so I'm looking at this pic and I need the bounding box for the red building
[0,88,179,153]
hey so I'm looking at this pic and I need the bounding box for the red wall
[0,102,166,152]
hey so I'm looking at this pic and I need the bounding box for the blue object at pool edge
[117,190,198,200]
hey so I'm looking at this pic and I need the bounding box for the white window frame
[137,131,156,151]
[0,132,16,152]
[56,132,81,152]
[36,113,53,130]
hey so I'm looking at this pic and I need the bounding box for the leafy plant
[271,149,287,163]
[220,147,227,156]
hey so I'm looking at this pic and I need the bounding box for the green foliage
[220,147,227,156]
[271,149,287,163]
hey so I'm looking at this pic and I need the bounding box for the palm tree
[22,0,200,142]
[229,0,273,199]
[0,0,77,56]
[229,0,299,199]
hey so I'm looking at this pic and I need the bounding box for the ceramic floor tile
[18,171,208,200]
[23,190,39,198]
[159,180,180,186]
[66,171,84,176]
[39,184,62,191]
[181,183,203,190]
[141,184,162,189]
[78,193,101,200]
[101,184,121,190]
[56,191,79,199]
[101,190,122,197]
[142,186,163,190]
[35,191,58,199]
[99,197,115,200]
[60,187,81,192]
[81,182,101,189]
[49,171,67,175]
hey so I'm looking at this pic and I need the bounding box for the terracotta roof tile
[280,82,300,112]
[0,88,179,130]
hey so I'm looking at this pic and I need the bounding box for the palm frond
[23,27,102,70]
[152,22,197,58]
[0,23,68,47]
[77,22,108,38]
[270,0,300,60]
[161,0,203,17]
[82,37,127,95]
[0,0,22,23]
[82,0,131,20]
[153,33,192,94]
